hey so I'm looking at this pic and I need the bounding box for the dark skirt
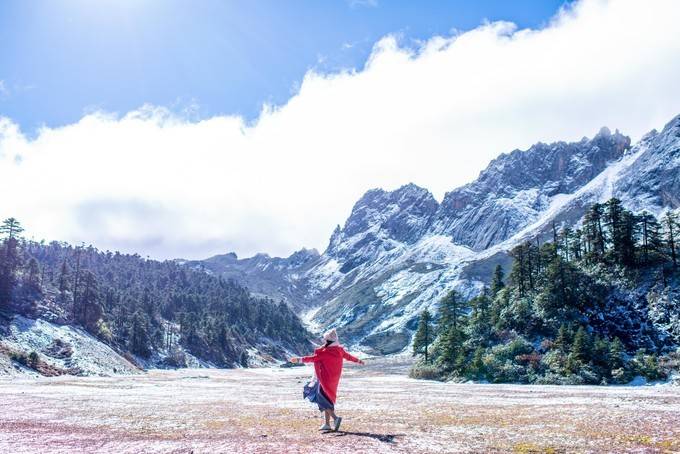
[303,380,334,411]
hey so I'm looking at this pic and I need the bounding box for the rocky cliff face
[199,114,680,355]
[326,184,439,273]
[430,127,631,250]
[615,114,680,212]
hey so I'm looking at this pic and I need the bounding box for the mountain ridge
[198,115,679,355]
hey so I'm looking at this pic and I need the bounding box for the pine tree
[554,324,571,353]
[638,211,656,264]
[570,326,591,363]
[437,323,465,372]
[620,210,638,267]
[78,270,102,331]
[510,243,534,296]
[584,203,606,259]
[239,350,249,367]
[609,337,625,371]
[559,227,573,261]
[413,309,433,363]
[434,291,470,371]
[526,242,538,291]
[601,199,639,267]
[72,246,82,322]
[25,257,41,294]
[130,310,151,357]
[570,229,583,261]
[490,264,505,296]
[466,291,492,347]
[639,211,661,264]
[437,289,466,332]
[469,346,485,378]
[537,249,575,321]
[0,218,24,306]
[591,336,611,376]
[58,260,70,305]
[0,218,24,241]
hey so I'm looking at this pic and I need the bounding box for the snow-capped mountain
[430,127,630,250]
[200,114,680,354]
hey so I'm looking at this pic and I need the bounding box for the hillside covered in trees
[0,218,311,376]
[412,200,680,384]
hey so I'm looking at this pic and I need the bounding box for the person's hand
[289,357,299,364]
[358,359,366,365]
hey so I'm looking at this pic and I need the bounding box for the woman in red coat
[290,328,364,431]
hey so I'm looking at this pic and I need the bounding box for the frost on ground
[0,315,139,377]
[1,358,679,454]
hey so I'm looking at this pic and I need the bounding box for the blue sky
[2,1,680,260]
[0,0,567,132]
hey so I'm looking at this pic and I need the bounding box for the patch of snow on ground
[0,315,139,376]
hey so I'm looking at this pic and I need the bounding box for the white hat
[323,328,339,346]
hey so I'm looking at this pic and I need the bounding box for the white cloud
[2,0,680,260]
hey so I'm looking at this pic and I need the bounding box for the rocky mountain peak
[325,183,438,271]
[428,128,631,250]
[614,114,680,211]
[663,113,680,131]
[475,128,630,197]
[286,247,320,267]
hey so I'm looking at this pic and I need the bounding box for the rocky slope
[201,114,680,355]
[0,313,140,377]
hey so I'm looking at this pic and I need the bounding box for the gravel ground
[1,358,679,453]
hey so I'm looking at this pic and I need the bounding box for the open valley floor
[1,359,679,453]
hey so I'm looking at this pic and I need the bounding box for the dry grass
[0,359,679,453]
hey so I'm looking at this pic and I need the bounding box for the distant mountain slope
[199,114,680,355]
[185,248,322,313]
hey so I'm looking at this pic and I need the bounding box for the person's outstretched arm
[289,353,319,363]
[341,348,365,365]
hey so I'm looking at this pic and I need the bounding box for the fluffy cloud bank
[2,0,680,260]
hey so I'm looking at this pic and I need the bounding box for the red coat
[302,345,360,404]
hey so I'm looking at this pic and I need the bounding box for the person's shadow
[323,430,399,443]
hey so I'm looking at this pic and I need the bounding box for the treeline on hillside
[412,199,680,384]
[0,218,309,368]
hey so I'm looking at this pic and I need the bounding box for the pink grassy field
[1,360,679,453]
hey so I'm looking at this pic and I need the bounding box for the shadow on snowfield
[323,430,401,443]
